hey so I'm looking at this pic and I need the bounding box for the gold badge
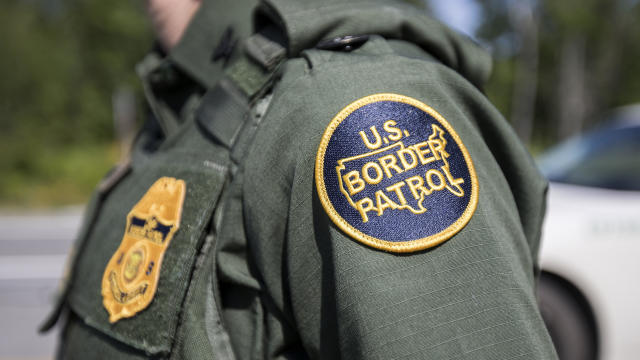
[102,177,186,323]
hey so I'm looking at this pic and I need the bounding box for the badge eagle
[102,177,186,323]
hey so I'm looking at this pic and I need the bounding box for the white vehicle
[537,106,640,360]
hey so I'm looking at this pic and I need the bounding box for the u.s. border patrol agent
[42,0,559,358]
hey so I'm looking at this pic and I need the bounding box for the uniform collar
[258,0,492,89]
[167,0,256,89]
[135,0,256,137]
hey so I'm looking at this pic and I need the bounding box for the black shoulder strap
[184,27,287,360]
[195,25,286,153]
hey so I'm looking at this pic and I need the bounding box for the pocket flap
[66,157,228,355]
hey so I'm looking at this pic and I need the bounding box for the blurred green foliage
[476,0,640,147]
[0,0,151,207]
[2,0,640,208]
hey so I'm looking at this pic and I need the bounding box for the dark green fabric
[230,35,554,358]
[169,232,237,360]
[170,0,257,89]
[58,312,150,360]
[136,53,199,136]
[51,0,557,359]
[195,81,250,148]
[226,57,275,98]
[65,121,229,355]
[136,0,257,138]
[258,0,492,89]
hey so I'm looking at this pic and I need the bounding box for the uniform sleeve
[244,54,556,359]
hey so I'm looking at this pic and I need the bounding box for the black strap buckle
[315,35,370,52]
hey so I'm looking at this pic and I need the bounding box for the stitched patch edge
[315,93,479,253]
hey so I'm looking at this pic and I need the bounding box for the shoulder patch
[315,93,478,253]
[102,177,186,322]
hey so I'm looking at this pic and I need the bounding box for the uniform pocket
[39,161,132,333]
[63,154,228,356]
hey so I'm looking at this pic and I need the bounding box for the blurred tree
[465,0,640,147]
[3,0,640,206]
[507,1,538,146]
[0,0,151,206]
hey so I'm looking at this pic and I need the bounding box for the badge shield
[102,177,186,323]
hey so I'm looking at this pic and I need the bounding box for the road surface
[0,208,82,360]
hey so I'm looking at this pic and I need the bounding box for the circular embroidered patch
[315,93,478,253]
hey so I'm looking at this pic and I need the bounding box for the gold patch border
[315,93,479,253]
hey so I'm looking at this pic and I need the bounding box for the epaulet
[195,26,287,151]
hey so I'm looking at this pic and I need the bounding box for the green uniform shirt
[49,0,558,359]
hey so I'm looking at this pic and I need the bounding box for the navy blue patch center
[316,94,478,252]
